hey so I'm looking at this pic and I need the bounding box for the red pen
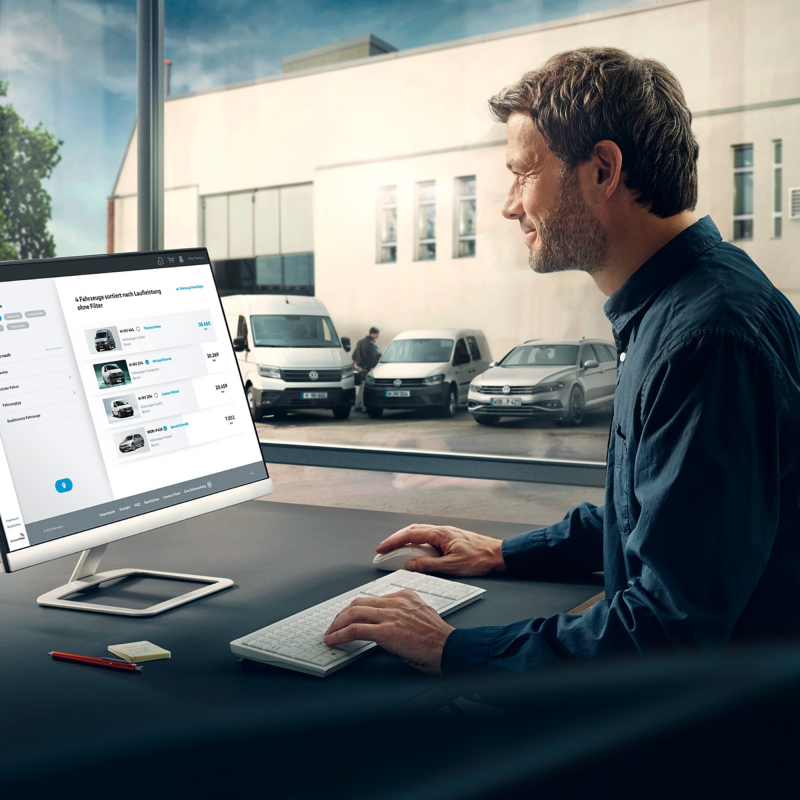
[49,651,142,673]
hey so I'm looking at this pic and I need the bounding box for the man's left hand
[323,590,453,674]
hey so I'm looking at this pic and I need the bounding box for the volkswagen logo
[394,379,402,387]
[502,385,511,394]
[309,370,319,381]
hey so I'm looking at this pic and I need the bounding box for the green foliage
[0,81,63,261]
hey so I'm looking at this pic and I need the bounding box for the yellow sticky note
[108,641,171,663]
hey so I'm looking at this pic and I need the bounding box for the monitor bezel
[0,247,272,573]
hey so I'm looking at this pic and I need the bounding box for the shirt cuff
[441,626,504,674]
[501,528,549,575]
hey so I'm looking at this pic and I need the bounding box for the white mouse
[373,543,443,572]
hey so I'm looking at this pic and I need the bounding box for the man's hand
[323,590,453,674]
[376,524,506,577]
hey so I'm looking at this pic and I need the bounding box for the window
[466,336,482,361]
[455,176,476,257]
[376,185,397,263]
[203,184,314,294]
[236,315,248,345]
[581,345,601,366]
[732,145,754,240]
[415,181,436,260]
[453,338,470,364]
[773,140,783,238]
[600,344,617,363]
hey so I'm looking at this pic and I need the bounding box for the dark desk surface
[0,501,601,775]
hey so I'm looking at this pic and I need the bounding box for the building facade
[110,0,800,358]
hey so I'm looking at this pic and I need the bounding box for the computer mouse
[373,544,443,571]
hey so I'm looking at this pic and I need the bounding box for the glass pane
[280,184,314,254]
[380,207,397,244]
[733,145,753,168]
[417,242,436,261]
[458,176,476,196]
[380,246,397,263]
[774,141,782,165]
[254,189,280,256]
[458,239,476,258]
[459,199,476,236]
[283,253,314,287]
[204,195,229,260]
[229,192,254,259]
[733,219,753,240]
[418,204,435,241]
[417,181,435,201]
[774,217,782,238]
[256,255,282,286]
[774,168,782,213]
[733,172,753,216]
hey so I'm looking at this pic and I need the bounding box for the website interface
[0,255,266,553]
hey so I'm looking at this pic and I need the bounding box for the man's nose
[502,181,523,220]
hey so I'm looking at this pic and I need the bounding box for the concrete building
[109,0,800,359]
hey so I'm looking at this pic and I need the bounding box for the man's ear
[589,140,623,204]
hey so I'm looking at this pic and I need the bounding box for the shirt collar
[603,216,722,337]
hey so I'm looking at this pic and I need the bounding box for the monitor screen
[0,249,268,569]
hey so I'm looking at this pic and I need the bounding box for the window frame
[414,180,437,261]
[453,175,476,258]
[773,140,783,239]
[376,185,398,263]
[732,144,754,241]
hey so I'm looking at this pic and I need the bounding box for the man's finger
[376,525,445,553]
[325,605,386,636]
[324,623,377,646]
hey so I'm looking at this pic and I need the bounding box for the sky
[0,0,639,258]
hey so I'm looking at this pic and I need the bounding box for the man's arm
[441,335,782,673]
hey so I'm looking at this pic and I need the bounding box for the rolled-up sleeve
[443,335,782,674]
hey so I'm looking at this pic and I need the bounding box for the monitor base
[36,544,233,616]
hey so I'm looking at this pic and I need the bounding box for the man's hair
[369,327,380,334]
[488,47,698,218]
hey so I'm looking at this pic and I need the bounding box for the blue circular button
[55,479,73,493]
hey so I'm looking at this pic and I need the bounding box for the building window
[732,144,754,240]
[203,183,314,293]
[454,176,476,258]
[376,185,397,263]
[415,180,436,260]
[773,140,783,238]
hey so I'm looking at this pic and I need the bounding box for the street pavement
[255,405,612,462]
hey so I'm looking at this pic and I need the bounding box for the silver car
[467,339,617,426]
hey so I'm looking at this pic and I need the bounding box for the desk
[0,501,601,793]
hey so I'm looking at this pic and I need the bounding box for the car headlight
[258,365,282,379]
[341,366,351,379]
[422,374,445,386]
[531,381,566,394]
[366,372,376,384]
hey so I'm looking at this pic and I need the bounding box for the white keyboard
[230,570,485,677]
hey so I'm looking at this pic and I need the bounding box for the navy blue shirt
[442,216,800,673]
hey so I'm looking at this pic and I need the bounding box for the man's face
[502,112,608,275]
[370,332,379,340]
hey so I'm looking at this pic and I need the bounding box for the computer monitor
[0,248,273,615]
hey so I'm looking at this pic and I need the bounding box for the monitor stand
[36,544,233,616]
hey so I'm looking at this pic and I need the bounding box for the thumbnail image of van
[112,427,150,457]
[102,393,140,424]
[93,360,131,390]
[85,326,120,354]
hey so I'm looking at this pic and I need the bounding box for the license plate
[385,390,411,398]
[302,392,328,399]
[490,397,522,406]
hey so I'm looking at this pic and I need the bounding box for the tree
[0,81,62,261]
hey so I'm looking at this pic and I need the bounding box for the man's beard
[526,166,609,276]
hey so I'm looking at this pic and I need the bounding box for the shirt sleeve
[501,502,605,579]
[442,334,783,674]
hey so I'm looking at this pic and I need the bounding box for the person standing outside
[352,326,381,412]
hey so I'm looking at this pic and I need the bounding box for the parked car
[94,329,116,352]
[467,339,617,426]
[118,433,145,452]
[221,294,354,421]
[364,329,492,419]
[111,399,134,418]
[101,363,125,385]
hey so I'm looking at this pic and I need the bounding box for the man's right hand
[375,524,506,577]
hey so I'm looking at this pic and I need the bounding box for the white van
[364,328,492,418]
[221,295,354,420]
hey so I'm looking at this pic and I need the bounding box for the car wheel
[474,413,499,426]
[441,386,458,418]
[246,385,263,422]
[559,385,585,426]
[366,407,384,419]
[332,405,351,420]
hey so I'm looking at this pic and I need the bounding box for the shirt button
[619,352,626,362]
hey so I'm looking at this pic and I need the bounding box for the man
[352,326,381,412]
[324,47,800,673]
